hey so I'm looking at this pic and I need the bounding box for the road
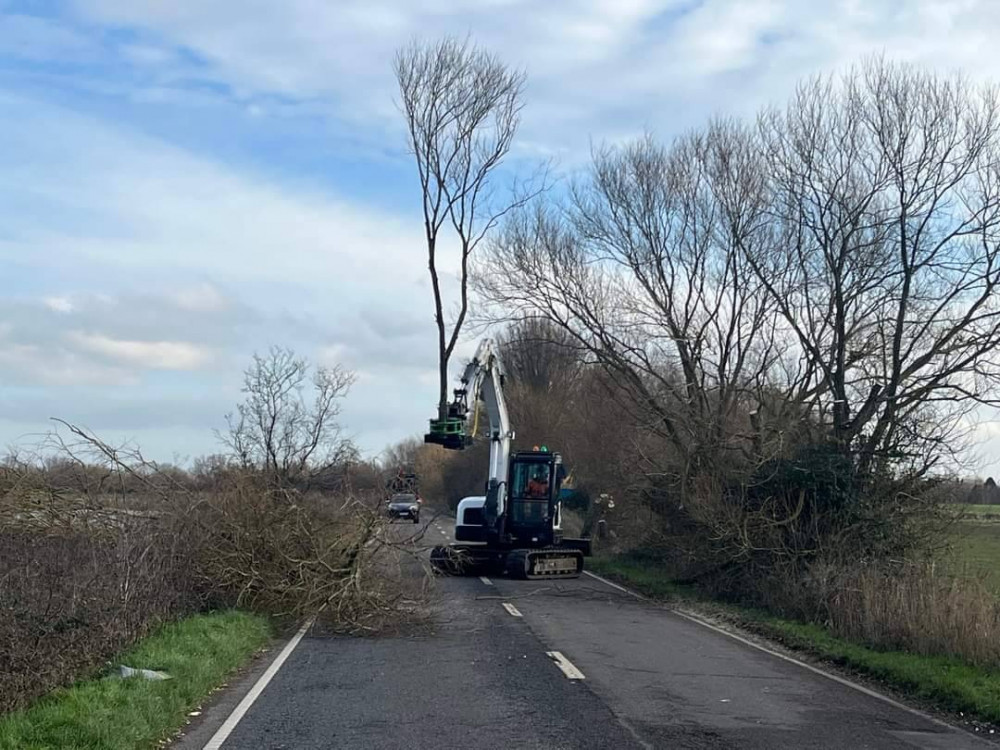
[176,514,991,750]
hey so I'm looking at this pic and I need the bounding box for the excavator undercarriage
[429,544,585,580]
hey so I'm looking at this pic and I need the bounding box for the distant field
[957,504,1000,519]
[948,521,1000,594]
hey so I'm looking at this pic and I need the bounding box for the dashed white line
[202,618,313,749]
[546,651,585,680]
[501,602,523,617]
[479,576,493,586]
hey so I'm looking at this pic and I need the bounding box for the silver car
[387,493,421,524]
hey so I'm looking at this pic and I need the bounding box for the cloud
[42,296,74,313]
[169,283,229,313]
[62,0,1000,160]
[0,341,136,387]
[0,93,444,457]
[67,332,214,370]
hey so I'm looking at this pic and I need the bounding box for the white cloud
[0,341,136,387]
[68,332,214,370]
[0,92,434,300]
[42,296,74,313]
[63,0,1000,159]
[169,283,228,313]
[0,94,445,457]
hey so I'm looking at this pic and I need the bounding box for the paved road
[182,515,991,749]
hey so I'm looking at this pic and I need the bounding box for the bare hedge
[0,436,416,714]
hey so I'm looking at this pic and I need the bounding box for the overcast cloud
[3,0,1000,472]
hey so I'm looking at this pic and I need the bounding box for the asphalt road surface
[177,514,992,750]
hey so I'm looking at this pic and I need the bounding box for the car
[387,493,421,524]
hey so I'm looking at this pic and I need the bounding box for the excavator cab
[507,450,564,540]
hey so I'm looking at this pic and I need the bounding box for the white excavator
[424,338,590,579]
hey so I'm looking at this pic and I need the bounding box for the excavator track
[505,548,583,580]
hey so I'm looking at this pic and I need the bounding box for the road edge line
[583,569,645,598]
[202,618,314,750]
[582,571,989,743]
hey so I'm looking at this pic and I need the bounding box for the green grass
[0,611,271,750]
[589,553,1000,724]
[587,555,694,600]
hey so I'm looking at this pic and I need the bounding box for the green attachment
[424,418,472,450]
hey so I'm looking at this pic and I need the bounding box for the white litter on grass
[502,602,523,618]
[118,665,171,680]
[546,651,585,680]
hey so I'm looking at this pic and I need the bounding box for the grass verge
[0,611,271,750]
[588,555,1000,725]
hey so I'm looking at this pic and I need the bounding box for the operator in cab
[526,468,550,498]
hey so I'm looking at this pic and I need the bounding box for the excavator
[423,338,590,579]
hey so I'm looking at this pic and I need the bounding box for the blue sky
[4,0,1000,473]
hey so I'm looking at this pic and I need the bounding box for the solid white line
[547,651,585,680]
[582,570,987,742]
[479,576,493,586]
[583,570,641,597]
[202,618,313,750]
[668,609,985,738]
[502,602,523,618]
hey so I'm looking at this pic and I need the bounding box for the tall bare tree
[752,59,1000,477]
[394,36,530,421]
[222,347,356,487]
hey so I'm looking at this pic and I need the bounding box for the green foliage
[744,443,858,518]
[0,611,270,750]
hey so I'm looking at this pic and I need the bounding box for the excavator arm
[425,338,513,527]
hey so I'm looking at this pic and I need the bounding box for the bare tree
[221,347,357,488]
[394,36,532,422]
[753,58,1000,477]
[476,122,779,482]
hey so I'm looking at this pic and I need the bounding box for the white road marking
[202,618,313,750]
[582,570,986,741]
[546,651,585,680]
[583,570,639,597]
[479,576,493,586]
[502,602,523,617]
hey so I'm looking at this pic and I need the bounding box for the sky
[4,0,1000,472]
